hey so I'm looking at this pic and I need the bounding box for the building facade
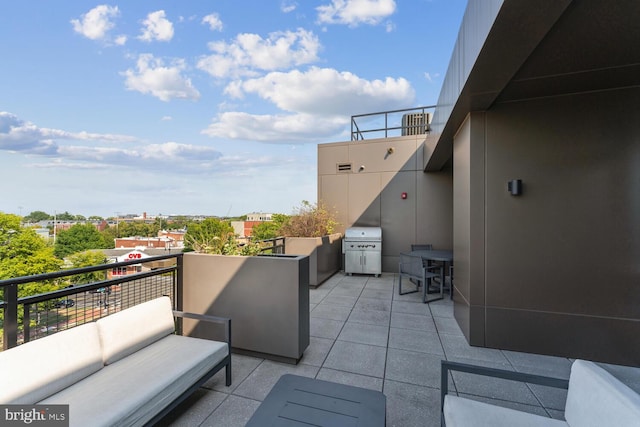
[318,0,640,366]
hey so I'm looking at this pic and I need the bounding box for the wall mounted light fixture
[507,179,522,196]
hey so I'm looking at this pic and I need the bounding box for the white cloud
[208,67,414,142]
[114,35,127,45]
[225,67,414,116]
[54,142,223,173]
[161,116,173,121]
[121,54,200,102]
[138,10,174,42]
[0,112,227,174]
[0,112,138,156]
[202,112,347,143]
[202,13,223,31]
[197,28,320,78]
[424,72,440,83]
[317,0,396,27]
[281,1,298,13]
[385,20,395,32]
[71,5,120,41]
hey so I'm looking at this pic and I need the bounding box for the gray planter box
[181,252,310,364]
[284,233,342,288]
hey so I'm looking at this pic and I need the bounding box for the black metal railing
[351,106,436,141]
[255,237,286,254]
[0,253,183,350]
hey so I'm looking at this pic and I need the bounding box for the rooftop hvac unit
[401,113,430,136]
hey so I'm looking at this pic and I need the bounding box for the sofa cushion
[0,323,103,404]
[40,334,229,427]
[564,359,640,427]
[97,296,175,365]
[444,395,568,427]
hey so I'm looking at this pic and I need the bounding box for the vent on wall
[401,113,430,136]
[337,162,352,173]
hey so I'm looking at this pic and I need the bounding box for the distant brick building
[114,236,174,250]
[114,230,185,250]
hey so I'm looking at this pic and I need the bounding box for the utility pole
[115,212,121,237]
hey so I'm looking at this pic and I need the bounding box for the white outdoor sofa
[0,296,231,427]
[441,359,640,427]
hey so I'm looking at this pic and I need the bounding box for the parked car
[53,299,75,309]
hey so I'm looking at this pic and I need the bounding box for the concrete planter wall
[284,233,343,288]
[181,252,310,364]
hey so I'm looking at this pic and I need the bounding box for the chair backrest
[0,323,103,404]
[399,252,424,280]
[411,244,433,251]
[564,359,640,427]
[97,296,175,365]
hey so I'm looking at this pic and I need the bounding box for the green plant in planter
[185,217,262,255]
[279,201,339,237]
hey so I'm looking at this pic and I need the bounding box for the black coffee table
[245,374,386,426]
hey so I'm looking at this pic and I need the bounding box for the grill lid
[344,227,382,240]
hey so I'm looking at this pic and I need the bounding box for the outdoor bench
[441,358,640,427]
[0,296,231,427]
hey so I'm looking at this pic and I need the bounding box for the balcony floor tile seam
[312,365,384,383]
[335,336,389,349]
[497,348,555,415]
[382,377,443,393]
[227,358,268,399]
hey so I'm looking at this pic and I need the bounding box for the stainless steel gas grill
[343,227,382,276]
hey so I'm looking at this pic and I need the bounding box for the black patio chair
[398,252,441,303]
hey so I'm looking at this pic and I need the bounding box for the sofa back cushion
[564,359,640,427]
[97,296,175,365]
[0,323,103,404]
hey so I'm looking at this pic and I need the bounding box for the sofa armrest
[173,310,231,347]
[440,360,569,427]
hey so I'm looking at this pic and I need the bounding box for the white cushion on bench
[97,296,175,365]
[0,323,103,404]
[444,395,568,427]
[40,334,228,427]
[564,360,640,427]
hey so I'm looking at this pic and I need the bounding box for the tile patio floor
[160,272,640,427]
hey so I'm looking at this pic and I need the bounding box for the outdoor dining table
[409,249,453,295]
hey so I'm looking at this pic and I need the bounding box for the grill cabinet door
[362,250,381,275]
[345,249,363,274]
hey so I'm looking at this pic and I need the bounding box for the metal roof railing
[351,106,435,141]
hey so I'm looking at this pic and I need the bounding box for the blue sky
[0,0,466,218]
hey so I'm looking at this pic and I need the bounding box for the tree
[100,226,117,248]
[117,222,158,238]
[54,224,110,258]
[0,212,63,285]
[23,210,51,223]
[56,211,75,221]
[167,216,189,230]
[278,201,339,237]
[184,218,235,254]
[88,215,104,221]
[251,214,289,241]
[1,213,65,340]
[67,250,108,285]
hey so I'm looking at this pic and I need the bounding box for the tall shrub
[278,201,339,237]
